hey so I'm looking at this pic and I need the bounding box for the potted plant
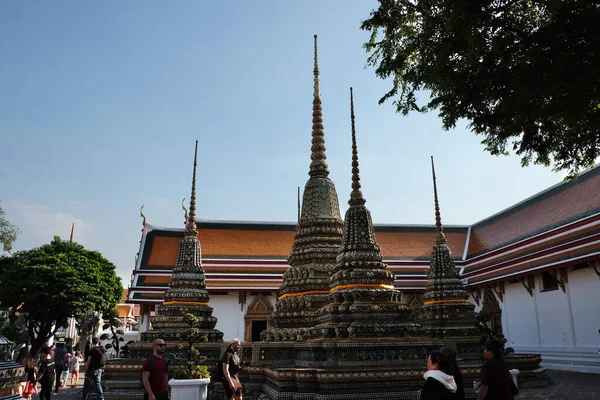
[169,313,210,400]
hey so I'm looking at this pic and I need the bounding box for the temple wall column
[139,304,150,333]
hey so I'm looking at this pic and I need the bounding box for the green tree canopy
[362,0,600,177]
[0,201,19,253]
[0,236,122,356]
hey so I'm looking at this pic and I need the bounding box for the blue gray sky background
[1,1,566,285]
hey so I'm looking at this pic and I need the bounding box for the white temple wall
[211,293,245,341]
[499,266,600,374]
[535,276,573,347]
[504,280,540,348]
[568,265,600,348]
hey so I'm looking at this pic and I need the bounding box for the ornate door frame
[244,294,273,342]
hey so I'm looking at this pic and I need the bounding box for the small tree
[173,313,209,379]
[100,309,124,357]
[0,237,122,357]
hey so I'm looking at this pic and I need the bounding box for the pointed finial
[297,186,301,222]
[313,35,319,98]
[184,141,198,237]
[181,198,188,226]
[309,34,329,178]
[69,223,74,243]
[349,87,366,206]
[431,156,447,245]
[140,205,146,227]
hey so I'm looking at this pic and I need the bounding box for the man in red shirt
[141,339,169,400]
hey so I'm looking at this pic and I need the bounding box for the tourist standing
[81,337,106,400]
[440,347,465,400]
[53,338,68,394]
[477,340,517,400]
[420,350,457,400]
[141,339,169,400]
[36,346,56,400]
[221,338,243,400]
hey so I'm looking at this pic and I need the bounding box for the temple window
[541,271,559,292]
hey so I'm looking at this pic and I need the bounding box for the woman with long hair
[477,340,517,400]
[420,350,457,400]
[440,347,465,400]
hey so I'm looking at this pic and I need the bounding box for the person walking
[221,338,243,400]
[81,337,106,400]
[141,339,169,400]
[69,351,84,388]
[420,350,457,400]
[53,338,68,395]
[36,346,56,400]
[440,347,465,400]
[477,340,518,400]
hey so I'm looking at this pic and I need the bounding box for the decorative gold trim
[330,283,395,293]
[162,301,208,306]
[277,290,330,300]
[549,268,568,293]
[140,205,146,226]
[492,282,505,302]
[424,299,470,306]
[519,275,535,297]
[471,288,482,306]
[239,291,247,312]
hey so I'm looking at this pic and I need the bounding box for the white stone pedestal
[509,369,520,389]
[169,377,211,400]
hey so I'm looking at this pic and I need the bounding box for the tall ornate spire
[431,156,446,245]
[184,141,198,237]
[309,35,329,178]
[265,36,343,342]
[420,157,477,338]
[349,87,365,207]
[315,88,409,339]
[145,141,222,342]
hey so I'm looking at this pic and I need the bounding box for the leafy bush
[171,313,210,380]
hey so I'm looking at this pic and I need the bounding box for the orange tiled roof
[467,167,600,257]
[141,224,468,268]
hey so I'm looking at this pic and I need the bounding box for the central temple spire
[265,36,343,341]
[309,35,329,178]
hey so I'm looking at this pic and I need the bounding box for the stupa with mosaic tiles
[314,88,414,339]
[139,141,223,343]
[419,157,479,338]
[265,35,344,341]
[102,142,224,393]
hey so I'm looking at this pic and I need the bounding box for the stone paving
[516,370,600,400]
[27,370,598,399]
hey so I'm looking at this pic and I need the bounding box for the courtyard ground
[515,370,599,399]
[37,369,599,399]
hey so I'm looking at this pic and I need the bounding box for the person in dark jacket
[420,350,458,400]
[440,347,465,400]
[477,340,515,400]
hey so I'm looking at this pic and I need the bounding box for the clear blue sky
[0,1,565,286]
